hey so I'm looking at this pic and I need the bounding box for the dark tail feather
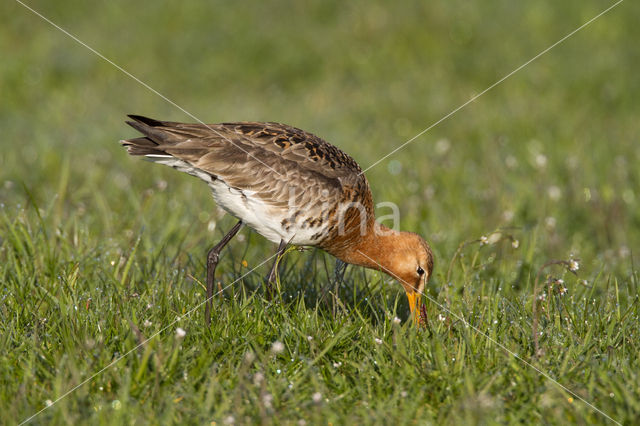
[120,137,168,156]
[127,114,171,127]
[124,114,176,145]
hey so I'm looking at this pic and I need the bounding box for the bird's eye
[417,266,425,276]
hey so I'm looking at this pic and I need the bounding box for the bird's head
[382,231,433,323]
[334,225,434,324]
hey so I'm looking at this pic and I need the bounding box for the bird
[120,115,433,325]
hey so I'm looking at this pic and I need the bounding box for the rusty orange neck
[335,222,400,272]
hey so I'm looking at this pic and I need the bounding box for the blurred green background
[1,0,639,423]
[2,0,638,270]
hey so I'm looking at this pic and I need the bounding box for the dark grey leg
[205,220,242,326]
[332,259,348,317]
[334,259,347,286]
[265,239,288,300]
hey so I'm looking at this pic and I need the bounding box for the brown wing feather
[121,115,374,245]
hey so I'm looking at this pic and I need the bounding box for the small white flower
[511,239,519,249]
[547,186,562,201]
[387,160,402,176]
[175,327,186,338]
[545,217,557,229]
[312,392,322,403]
[569,260,579,272]
[392,316,401,325]
[332,361,342,368]
[307,336,313,341]
[423,185,435,200]
[479,235,488,245]
[262,393,273,408]
[502,209,515,221]
[155,179,168,191]
[435,138,451,155]
[45,399,53,407]
[271,341,284,354]
[438,314,446,322]
[374,338,383,345]
[223,415,235,425]
[534,153,548,169]
[143,319,152,328]
[620,246,630,258]
[400,391,408,398]
[559,287,568,296]
[253,372,264,385]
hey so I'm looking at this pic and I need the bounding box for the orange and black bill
[406,291,426,326]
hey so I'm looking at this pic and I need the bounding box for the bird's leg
[332,259,348,317]
[265,239,288,300]
[205,220,242,326]
[333,259,347,286]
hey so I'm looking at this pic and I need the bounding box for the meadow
[1,0,639,424]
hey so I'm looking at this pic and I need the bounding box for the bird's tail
[119,115,173,157]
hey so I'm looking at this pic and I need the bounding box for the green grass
[2,0,640,423]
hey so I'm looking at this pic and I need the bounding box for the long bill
[406,291,423,325]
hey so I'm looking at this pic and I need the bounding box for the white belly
[208,180,328,245]
[147,155,328,245]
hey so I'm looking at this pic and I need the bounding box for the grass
[1,0,640,423]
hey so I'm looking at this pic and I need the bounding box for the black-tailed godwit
[120,115,433,324]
